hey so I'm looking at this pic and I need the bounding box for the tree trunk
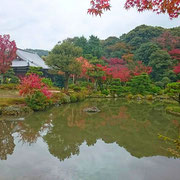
[64,73,69,90]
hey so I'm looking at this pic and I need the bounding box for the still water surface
[0,99,180,180]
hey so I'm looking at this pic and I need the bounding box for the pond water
[0,99,180,180]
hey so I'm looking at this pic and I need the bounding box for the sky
[0,0,179,50]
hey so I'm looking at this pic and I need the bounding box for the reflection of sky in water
[0,137,180,180]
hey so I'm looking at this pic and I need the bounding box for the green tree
[119,25,164,49]
[87,35,103,58]
[46,42,82,90]
[165,82,180,104]
[149,50,172,81]
[127,74,159,95]
[26,67,43,76]
[3,68,19,84]
[74,36,89,56]
[134,42,159,65]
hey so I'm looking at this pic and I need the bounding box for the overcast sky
[0,0,179,50]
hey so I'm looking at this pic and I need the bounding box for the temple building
[12,49,49,76]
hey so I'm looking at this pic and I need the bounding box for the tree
[169,49,180,61]
[73,36,89,56]
[104,42,131,58]
[165,82,180,103]
[134,42,159,65]
[87,35,103,58]
[0,35,17,84]
[46,42,82,89]
[88,0,180,19]
[127,74,159,95]
[119,25,163,49]
[76,57,93,79]
[153,31,180,50]
[174,63,180,74]
[149,50,172,81]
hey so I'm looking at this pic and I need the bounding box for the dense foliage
[46,42,82,89]
[45,25,180,96]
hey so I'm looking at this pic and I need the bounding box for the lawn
[0,89,25,107]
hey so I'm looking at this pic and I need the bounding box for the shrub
[26,67,43,76]
[70,94,78,103]
[126,94,133,99]
[151,85,161,94]
[101,89,110,96]
[109,79,122,96]
[41,78,53,87]
[25,91,52,111]
[166,106,180,114]
[165,82,180,103]
[3,68,19,84]
[76,92,85,101]
[146,95,153,100]
[69,84,81,92]
[19,74,52,99]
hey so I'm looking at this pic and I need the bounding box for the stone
[83,107,100,113]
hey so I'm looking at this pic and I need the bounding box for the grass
[0,89,21,98]
[0,89,25,107]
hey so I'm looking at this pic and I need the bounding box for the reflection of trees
[0,121,15,160]
[44,99,178,161]
[1,99,177,161]
[0,111,53,160]
[17,111,53,145]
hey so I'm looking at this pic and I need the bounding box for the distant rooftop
[12,49,49,69]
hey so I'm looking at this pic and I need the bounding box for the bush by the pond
[25,91,52,111]
[70,94,78,103]
[146,95,153,100]
[166,106,180,116]
[51,92,71,105]
[165,82,180,104]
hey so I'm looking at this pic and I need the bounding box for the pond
[0,99,180,180]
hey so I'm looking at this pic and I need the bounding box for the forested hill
[60,24,180,87]
[25,49,49,57]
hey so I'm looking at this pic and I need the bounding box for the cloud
[0,0,179,50]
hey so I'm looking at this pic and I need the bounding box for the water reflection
[0,121,15,160]
[0,99,179,162]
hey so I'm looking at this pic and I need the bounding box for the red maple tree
[132,61,152,76]
[88,0,180,18]
[97,58,152,82]
[76,57,93,78]
[19,74,52,99]
[169,49,180,61]
[153,31,180,50]
[174,63,180,74]
[0,35,17,76]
